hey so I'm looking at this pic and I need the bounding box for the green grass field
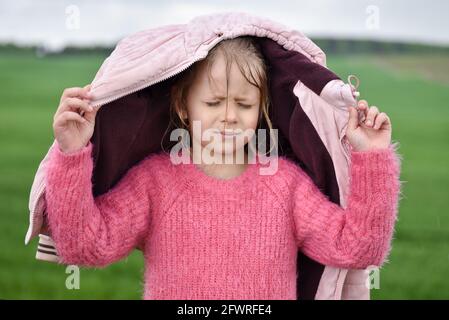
[0,51,448,299]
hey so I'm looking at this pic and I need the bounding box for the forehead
[197,53,259,97]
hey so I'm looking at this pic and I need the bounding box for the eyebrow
[210,94,250,101]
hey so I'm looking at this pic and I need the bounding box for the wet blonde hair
[163,36,275,155]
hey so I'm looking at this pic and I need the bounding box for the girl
[46,37,401,300]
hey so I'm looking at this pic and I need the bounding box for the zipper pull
[347,74,365,122]
[347,74,360,103]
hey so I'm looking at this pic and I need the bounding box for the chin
[206,141,247,157]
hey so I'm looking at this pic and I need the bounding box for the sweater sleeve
[291,143,402,269]
[44,141,153,268]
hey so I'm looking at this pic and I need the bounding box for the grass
[0,50,448,299]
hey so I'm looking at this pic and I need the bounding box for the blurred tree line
[0,38,448,56]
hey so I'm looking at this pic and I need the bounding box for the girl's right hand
[53,84,98,154]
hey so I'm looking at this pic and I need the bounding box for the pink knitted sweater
[44,142,401,300]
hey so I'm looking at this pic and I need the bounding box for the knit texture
[44,142,402,300]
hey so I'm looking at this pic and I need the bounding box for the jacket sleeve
[44,141,153,268]
[291,143,402,269]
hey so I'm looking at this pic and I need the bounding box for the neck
[188,147,249,179]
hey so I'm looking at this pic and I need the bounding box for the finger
[61,87,91,101]
[357,100,368,118]
[83,84,92,98]
[55,98,91,120]
[357,99,368,110]
[365,106,379,127]
[347,106,359,131]
[55,111,87,127]
[58,97,93,116]
[376,113,392,130]
[82,103,99,122]
[373,112,387,130]
[356,100,368,122]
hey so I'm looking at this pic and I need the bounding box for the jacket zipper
[91,55,209,108]
[91,31,224,108]
[92,58,201,107]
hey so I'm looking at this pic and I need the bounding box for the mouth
[217,129,242,137]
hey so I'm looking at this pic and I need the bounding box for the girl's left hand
[346,99,392,152]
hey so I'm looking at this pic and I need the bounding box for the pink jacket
[25,11,402,299]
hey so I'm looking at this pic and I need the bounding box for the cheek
[186,103,216,142]
[186,103,204,124]
[191,106,216,130]
[244,108,261,129]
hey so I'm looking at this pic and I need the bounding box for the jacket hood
[26,11,367,300]
[88,12,328,107]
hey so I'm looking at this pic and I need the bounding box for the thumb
[347,106,359,132]
[83,103,99,123]
[83,84,92,99]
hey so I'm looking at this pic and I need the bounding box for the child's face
[185,52,261,156]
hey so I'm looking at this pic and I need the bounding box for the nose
[221,103,238,125]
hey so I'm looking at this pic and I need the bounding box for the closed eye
[205,101,252,109]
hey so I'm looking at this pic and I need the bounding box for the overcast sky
[1,0,448,50]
